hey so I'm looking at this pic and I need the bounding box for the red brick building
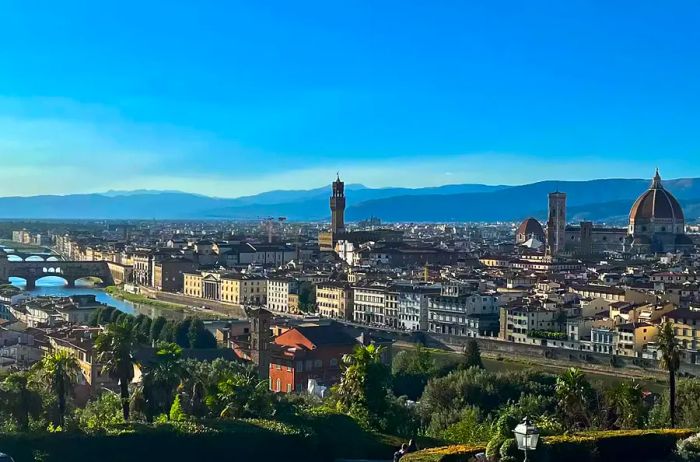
[268,324,356,393]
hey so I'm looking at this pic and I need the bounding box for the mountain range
[0,178,698,223]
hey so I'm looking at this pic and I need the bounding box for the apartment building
[428,283,500,337]
[353,284,387,325]
[316,282,354,320]
[267,278,300,314]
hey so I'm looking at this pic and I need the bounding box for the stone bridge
[5,252,61,261]
[0,258,114,289]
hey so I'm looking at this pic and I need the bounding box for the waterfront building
[428,283,500,337]
[266,278,300,314]
[316,281,354,320]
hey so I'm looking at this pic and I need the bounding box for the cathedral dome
[629,170,684,225]
[515,217,545,244]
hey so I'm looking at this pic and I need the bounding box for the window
[330,358,338,367]
[314,359,323,368]
[287,383,292,393]
[276,379,281,392]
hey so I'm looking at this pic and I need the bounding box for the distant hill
[0,178,698,222]
[345,178,700,223]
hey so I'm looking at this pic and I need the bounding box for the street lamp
[513,417,540,462]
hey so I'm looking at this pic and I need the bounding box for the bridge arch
[25,256,45,262]
[35,275,70,286]
[0,260,115,289]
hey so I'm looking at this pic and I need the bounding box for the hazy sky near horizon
[1,1,699,197]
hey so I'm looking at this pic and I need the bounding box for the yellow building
[183,272,204,298]
[316,282,353,320]
[614,322,659,357]
[666,309,700,353]
[221,274,267,305]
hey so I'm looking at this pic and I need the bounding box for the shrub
[401,444,486,462]
[677,433,700,462]
[404,429,695,462]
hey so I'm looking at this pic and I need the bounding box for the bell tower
[330,173,346,234]
[546,192,567,255]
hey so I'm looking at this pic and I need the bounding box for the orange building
[268,324,356,394]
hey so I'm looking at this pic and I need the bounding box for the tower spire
[652,168,662,189]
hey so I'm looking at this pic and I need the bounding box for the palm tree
[336,344,390,417]
[658,320,681,428]
[1,371,42,431]
[555,367,594,429]
[36,350,79,427]
[140,342,183,421]
[96,320,142,420]
[605,380,644,429]
[217,364,272,419]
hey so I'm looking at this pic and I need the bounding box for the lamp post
[513,417,540,462]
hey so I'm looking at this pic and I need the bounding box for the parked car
[0,453,14,462]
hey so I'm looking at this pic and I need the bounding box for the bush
[0,413,402,462]
[677,433,700,462]
[404,429,695,462]
[401,444,486,462]
[499,438,519,460]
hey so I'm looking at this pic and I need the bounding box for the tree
[150,316,167,342]
[159,321,176,343]
[605,381,646,429]
[461,340,484,370]
[336,344,391,425]
[297,282,316,313]
[109,309,122,323]
[0,371,43,431]
[35,350,79,427]
[217,364,274,419]
[77,391,123,432]
[96,307,116,326]
[140,342,183,420]
[658,320,682,428]
[391,346,437,400]
[555,368,595,429]
[95,320,142,420]
[174,318,193,348]
[188,318,217,349]
[137,317,152,340]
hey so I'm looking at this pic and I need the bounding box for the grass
[105,286,185,312]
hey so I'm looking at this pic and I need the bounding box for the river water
[3,245,187,319]
[9,276,138,315]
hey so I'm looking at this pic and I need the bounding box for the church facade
[515,170,692,255]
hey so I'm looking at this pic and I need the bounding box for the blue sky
[1,1,699,197]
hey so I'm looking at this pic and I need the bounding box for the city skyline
[2,1,700,196]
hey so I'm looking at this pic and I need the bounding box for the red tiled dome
[629,170,684,223]
[516,217,545,240]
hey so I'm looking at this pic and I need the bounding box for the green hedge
[401,444,486,462]
[541,429,695,462]
[0,415,400,462]
[402,429,695,462]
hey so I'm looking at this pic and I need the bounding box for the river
[8,277,193,320]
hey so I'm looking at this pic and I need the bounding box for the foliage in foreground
[403,429,696,462]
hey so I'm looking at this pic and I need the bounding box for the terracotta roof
[516,218,545,238]
[629,170,684,223]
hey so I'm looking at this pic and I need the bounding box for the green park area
[105,286,186,313]
[0,307,695,461]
